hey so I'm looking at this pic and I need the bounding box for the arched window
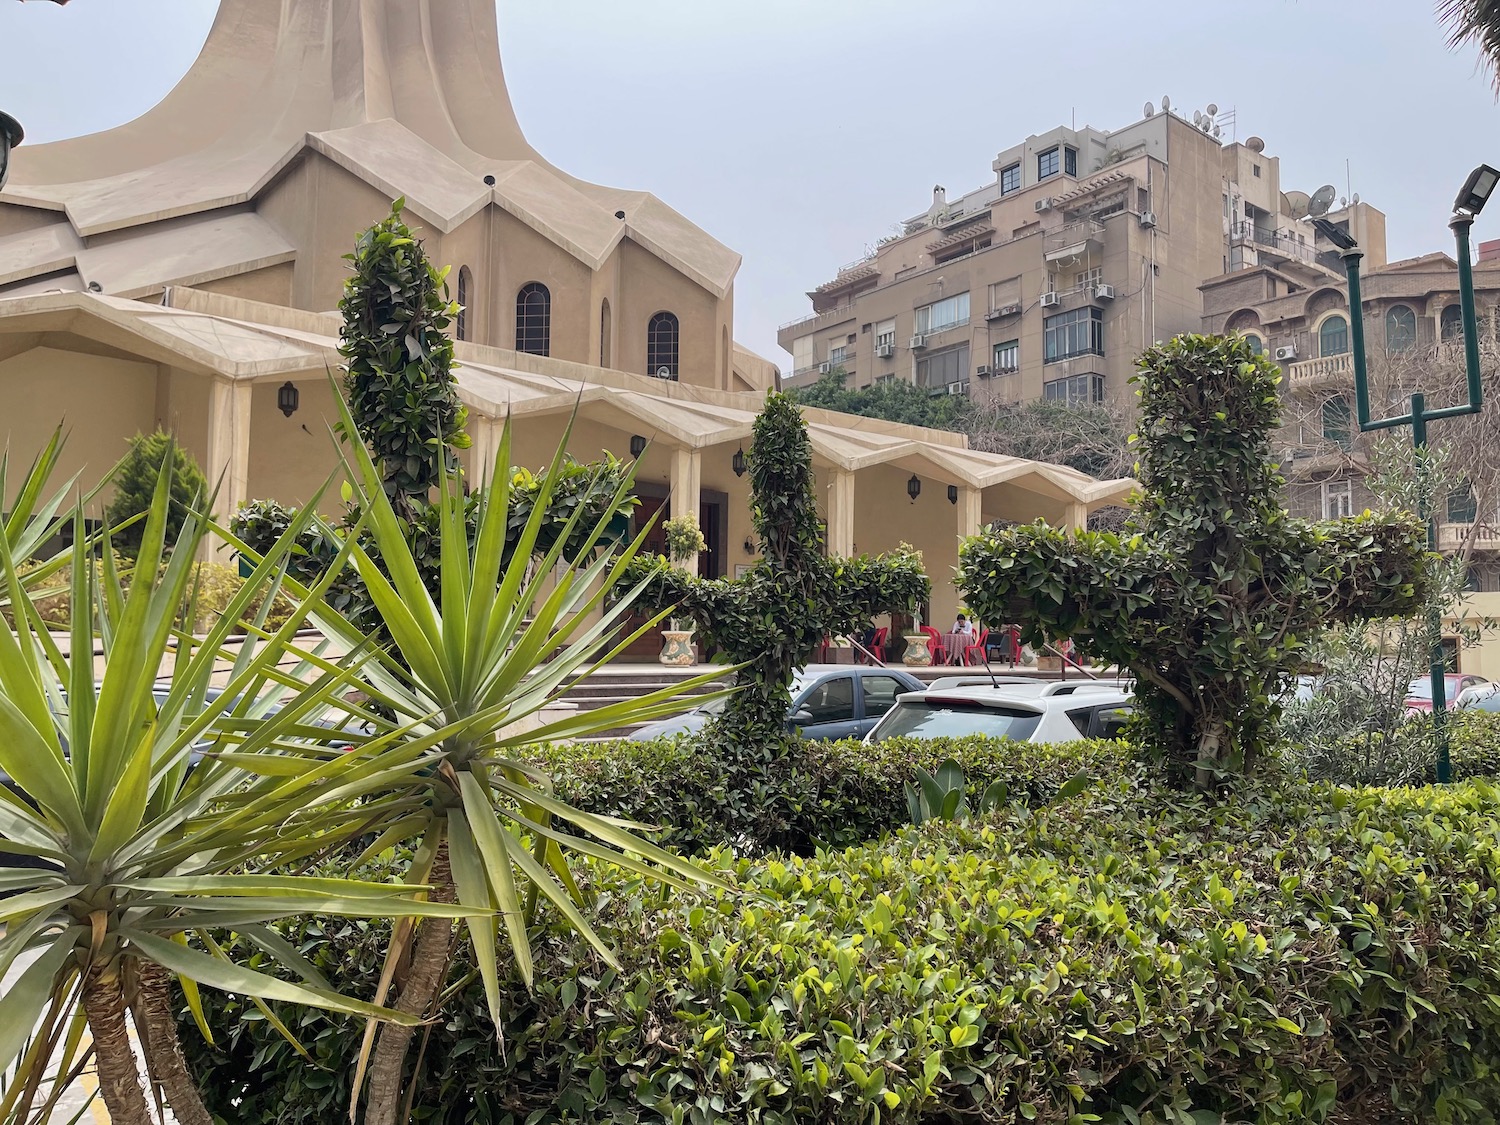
[1243,333,1263,357]
[599,299,612,367]
[515,283,551,356]
[1318,314,1349,358]
[647,311,680,380]
[1322,394,1352,448]
[1441,304,1464,343]
[1385,304,1416,352]
[456,266,472,342]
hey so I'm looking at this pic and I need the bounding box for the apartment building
[778,104,1314,410]
[1202,239,1500,676]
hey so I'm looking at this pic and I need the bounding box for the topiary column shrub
[104,430,208,558]
[959,333,1432,788]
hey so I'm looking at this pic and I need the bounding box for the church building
[0,0,1131,635]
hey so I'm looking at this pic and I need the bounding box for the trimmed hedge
[183,776,1500,1124]
[529,734,1146,854]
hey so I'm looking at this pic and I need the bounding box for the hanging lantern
[277,381,300,418]
[947,484,959,505]
[907,474,921,502]
[732,446,747,477]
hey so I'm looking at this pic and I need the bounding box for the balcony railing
[1229,222,1316,264]
[1044,220,1105,262]
[1287,352,1352,386]
[1438,523,1500,552]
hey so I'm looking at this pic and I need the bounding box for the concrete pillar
[828,469,856,558]
[1066,502,1088,533]
[669,446,703,576]
[206,377,252,559]
[468,415,501,487]
[958,486,983,541]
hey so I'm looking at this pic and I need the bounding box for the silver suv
[864,679,1134,744]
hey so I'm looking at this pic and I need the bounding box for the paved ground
[1,947,180,1124]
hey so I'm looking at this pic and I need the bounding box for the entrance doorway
[619,486,727,660]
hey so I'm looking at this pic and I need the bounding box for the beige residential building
[0,0,1132,639]
[778,105,1367,415]
[1202,236,1500,678]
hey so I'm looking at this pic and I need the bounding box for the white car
[864,680,1134,744]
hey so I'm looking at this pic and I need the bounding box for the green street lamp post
[1317,164,1499,783]
[0,110,23,192]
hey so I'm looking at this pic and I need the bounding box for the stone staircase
[557,665,731,740]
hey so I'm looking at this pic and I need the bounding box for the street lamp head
[1312,216,1359,252]
[0,111,23,193]
[1454,164,1500,217]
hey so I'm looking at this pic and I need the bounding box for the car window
[861,675,906,719]
[871,701,1042,742]
[1066,706,1093,735]
[799,676,855,723]
[1094,706,1133,740]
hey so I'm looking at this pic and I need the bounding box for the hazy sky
[3,1,1497,365]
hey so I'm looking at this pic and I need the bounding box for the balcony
[1286,352,1352,389]
[1229,222,1316,265]
[1438,523,1500,552]
[1043,220,1105,264]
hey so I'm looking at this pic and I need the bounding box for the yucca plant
[254,390,735,1125]
[0,427,101,608]
[0,454,476,1125]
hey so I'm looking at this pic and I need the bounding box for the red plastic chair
[869,627,888,664]
[963,627,990,667]
[920,625,948,664]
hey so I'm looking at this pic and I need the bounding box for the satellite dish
[1352,193,1360,205]
[1284,190,1312,219]
[1144,101,1155,117]
[1245,136,1266,153]
[1193,110,1203,126]
[1206,102,1219,116]
[1200,120,1212,133]
[1340,196,1348,209]
[1212,125,1222,138]
[1161,94,1171,111]
[656,366,673,379]
[1309,184,1337,217]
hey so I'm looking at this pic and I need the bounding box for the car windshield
[1407,678,1457,702]
[871,701,1042,742]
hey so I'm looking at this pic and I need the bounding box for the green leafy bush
[103,430,207,558]
[531,734,1145,855]
[1280,706,1500,787]
[182,777,1500,1124]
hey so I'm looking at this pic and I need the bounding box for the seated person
[952,613,975,637]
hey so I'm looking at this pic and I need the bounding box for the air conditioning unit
[975,364,994,378]
[818,361,832,374]
[1139,210,1157,229]
[1035,197,1054,213]
[1039,291,1061,308]
[1274,344,1298,362]
[1094,283,1116,301]
[947,381,968,396]
[910,334,928,350]
[874,342,894,358]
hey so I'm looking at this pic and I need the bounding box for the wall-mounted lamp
[743,536,756,556]
[629,434,647,458]
[277,381,300,418]
[0,111,22,193]
[732,446,747,477]
[947,484,959,505]
[907,474,921,502]
[483,173,496,186]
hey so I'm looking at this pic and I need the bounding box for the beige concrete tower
[0,0,747,388]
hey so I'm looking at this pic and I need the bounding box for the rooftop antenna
[1309,184,1338,218]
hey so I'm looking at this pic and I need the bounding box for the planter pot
[659,629,697,667]
[1036,654,1062,672]
[901,634,933,667]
